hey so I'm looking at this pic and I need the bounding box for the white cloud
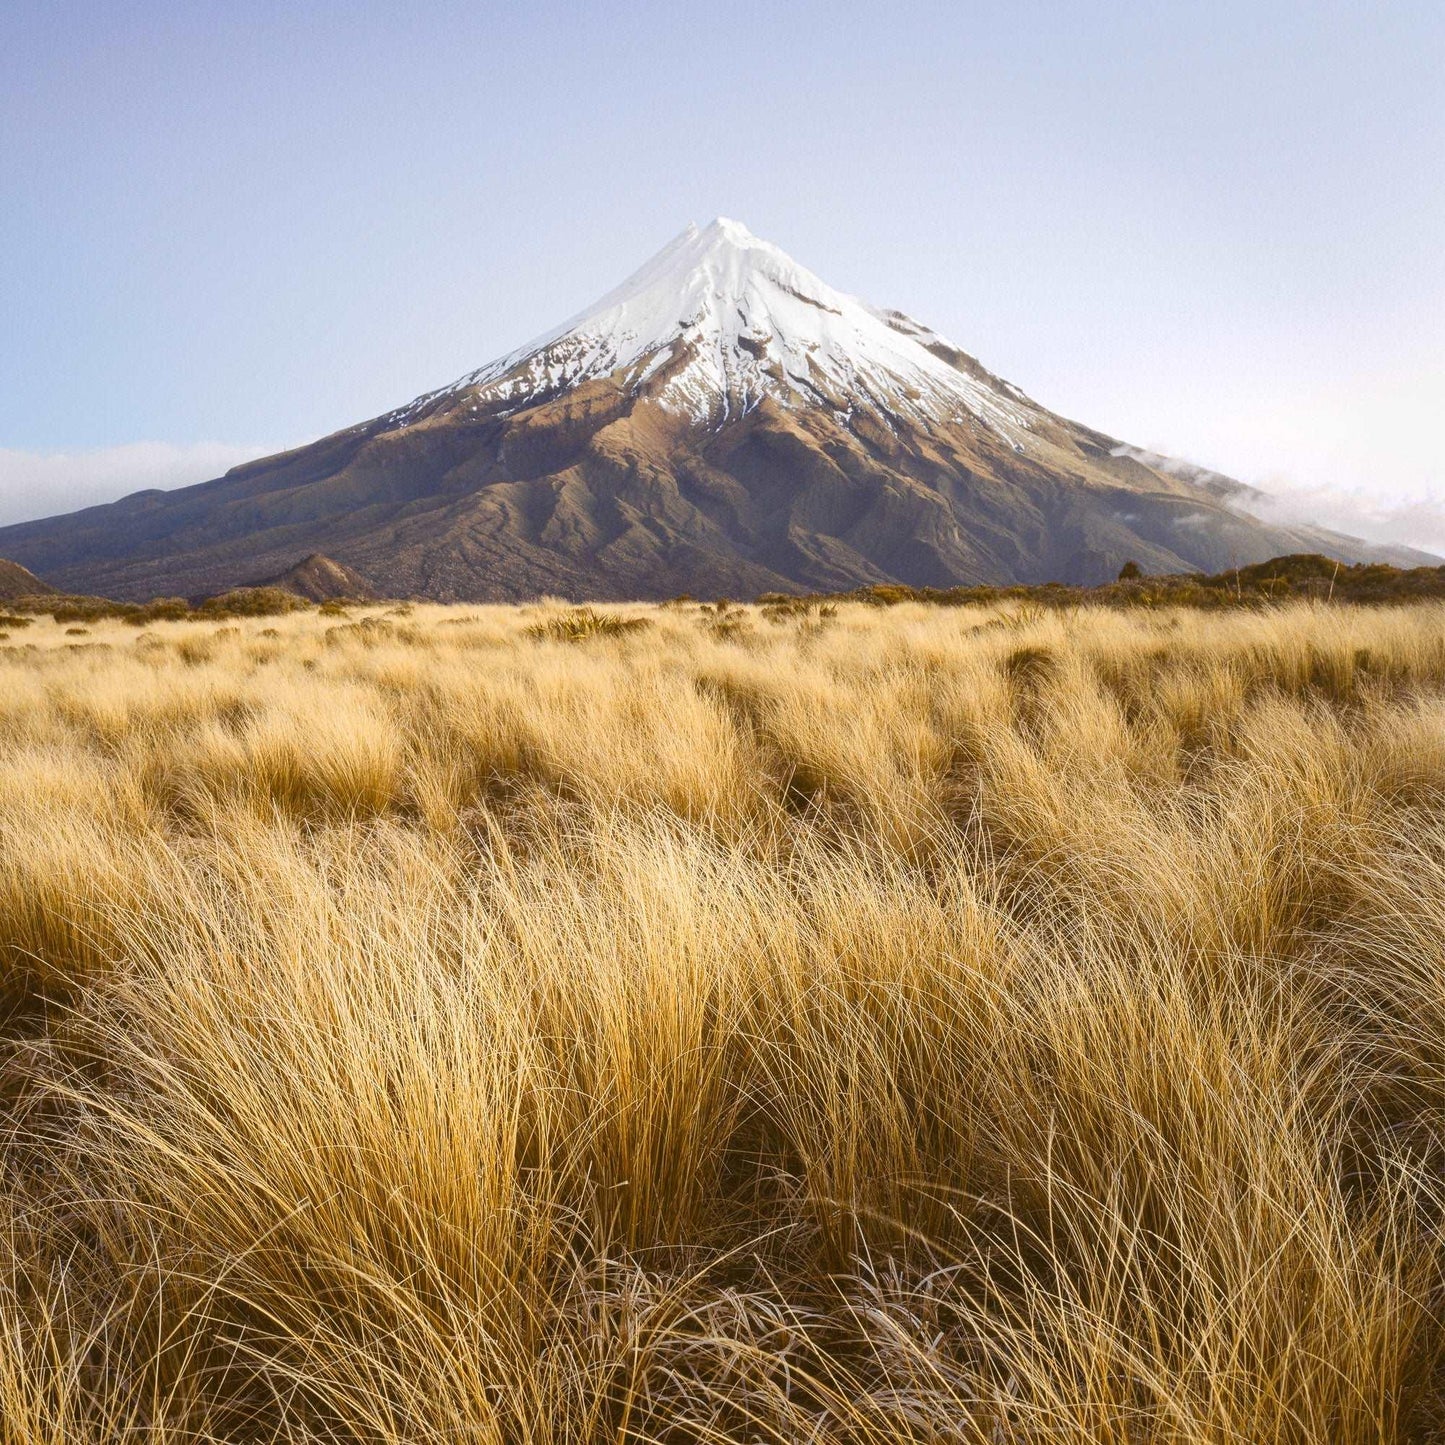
[0,442,289,527]
[1231,478,1445,561]
[1104,348,1444,561]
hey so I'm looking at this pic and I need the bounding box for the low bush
[195,586,311,619]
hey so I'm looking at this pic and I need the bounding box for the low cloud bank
[0,441,287,527]
[1231,480,1445,562]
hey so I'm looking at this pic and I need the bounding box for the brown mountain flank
[0,379,1424,605]
[0,558,56,601]
[256,553,378,602]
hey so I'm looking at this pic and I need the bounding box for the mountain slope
[256,553,377,602]
[0,219,1427,601]
[0,558,56,601]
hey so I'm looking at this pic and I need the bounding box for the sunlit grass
[0,598,1442,1441]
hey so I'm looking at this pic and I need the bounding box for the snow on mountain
[392,218,1039,443]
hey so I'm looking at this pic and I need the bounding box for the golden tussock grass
[0,598,1443,1441]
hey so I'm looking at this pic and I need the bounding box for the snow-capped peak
[401,219,1038,441]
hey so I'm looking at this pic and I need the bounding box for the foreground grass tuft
[527,605,653,642]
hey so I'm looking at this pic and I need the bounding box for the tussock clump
[707,615,751,641]
[761,598,839,632]
[1003,642,1057,685]
[175,634,218,665]
[527,606,651,642]
[697,602,753,642]
[324,615,422,648]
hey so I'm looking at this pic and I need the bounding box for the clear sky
[2,0,1442,545]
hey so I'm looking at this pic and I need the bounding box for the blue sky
[2,0,1441,544]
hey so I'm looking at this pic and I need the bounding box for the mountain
[256,553,377,602]
[0,219,1428,601]
[0,558,56,601]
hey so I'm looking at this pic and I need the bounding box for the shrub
[51,597,141,623]
[196,587,310,619]
[133,597,192,624]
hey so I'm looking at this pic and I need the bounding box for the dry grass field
[2,596,1445,1442]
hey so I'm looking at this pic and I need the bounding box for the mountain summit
[0,220,1426,601]
[403,217,1039,438]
